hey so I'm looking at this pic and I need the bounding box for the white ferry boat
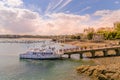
[20,48,62,60]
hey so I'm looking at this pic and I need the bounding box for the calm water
[0,39,95,80]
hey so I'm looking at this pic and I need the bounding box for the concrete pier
[64,46,120,59]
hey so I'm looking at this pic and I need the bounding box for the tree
[70,35,81,40]
[87,32,94,40]
[70,35,76,39]
[97,31,117,40]
[111,31,117,39]
[115,31,120,39]
[76,35,81,40]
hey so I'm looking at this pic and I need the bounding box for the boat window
[42,52,44,55]
[33,52,36,55]
[47,52,53,55]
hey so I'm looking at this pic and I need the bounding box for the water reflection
[0,39,94,80]
[19,59,56,70]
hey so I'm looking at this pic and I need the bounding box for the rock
[76,64,120,80]
[104,70,116,74]
[105,73,114,79]
[98,74,107,80]
[81,66,89,73]
[92,69,103,77]
[92,69,99,76]
[88,68,95,76]
[111,73,120,79]
[76,66,84,73]
[76,65,90,73]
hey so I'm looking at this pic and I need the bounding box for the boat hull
[20,57,62,60]
[19,54,62,60]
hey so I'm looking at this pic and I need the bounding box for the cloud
[80,6,91,12]
[47,13,90,21]
[36,13,90,35]
[92,10,120,28]
[45,0,61,14]
[114,1,120,4]
[51,0,64,10]
[0,0,120,35]
[0,0,23,7]
[0,27,11,34]
[0,6,41,34]
[53,0,72,12]
[1,7,120,35]
[0,0,90,35]
[46,0,72,13]
[94,10,112,16]
[59,0,72,9]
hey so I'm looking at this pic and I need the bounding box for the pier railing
[62,44,120,59]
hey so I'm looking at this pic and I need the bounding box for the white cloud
[0,0,120,35]
[94,10,112,16]
[0,0,91,35]
[0,27,11,34]
[0,1,4,7]
[46,0,72,13]
[48,0,64,10]
[47,13,90,21]
[92,10,120,29]
[1,8,120,35]
[115,1,120,4]
[0,6,41,34]
[59,0,72,9]
[51,0,64,10]
[80,6,91,12]
[53,0,72,12]
[0,0,23,7]
[36,13,90,35]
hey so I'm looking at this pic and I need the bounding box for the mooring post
[80,53,83,59]
[68,54,71,58]
[91,51,95,58]
[115,48,120,56]
[103,50,108,57]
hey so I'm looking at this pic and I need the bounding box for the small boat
[19,48,62,60]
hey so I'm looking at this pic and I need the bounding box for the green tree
[87,32,94,40]
[112,31,117,39]
[71,35,76,39]
[114,22,120,39]
[97,31,117,40]
[71,35,81,40]
[115,31,120,39]
[76,35,81,40]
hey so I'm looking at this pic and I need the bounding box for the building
[114,21,120,30]
[84,27,95,34]
[92,33,104,42]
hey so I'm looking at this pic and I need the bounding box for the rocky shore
[76,63,120,80]
[66,40,120,80]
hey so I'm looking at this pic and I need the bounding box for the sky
[0,0,120,35]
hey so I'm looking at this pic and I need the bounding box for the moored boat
[20,48,62,60]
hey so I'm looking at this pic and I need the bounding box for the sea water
[0,39,95,80]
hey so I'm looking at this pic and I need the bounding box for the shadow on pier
[87,55,120,59]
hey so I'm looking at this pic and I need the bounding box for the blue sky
[22,0,120,15]
[0,0,120,35]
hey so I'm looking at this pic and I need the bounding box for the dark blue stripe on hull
[20,57,62,60]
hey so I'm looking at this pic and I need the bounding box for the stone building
[114,21,120,30]
[92,33,104,42]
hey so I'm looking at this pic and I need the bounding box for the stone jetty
[76,63,120,80]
